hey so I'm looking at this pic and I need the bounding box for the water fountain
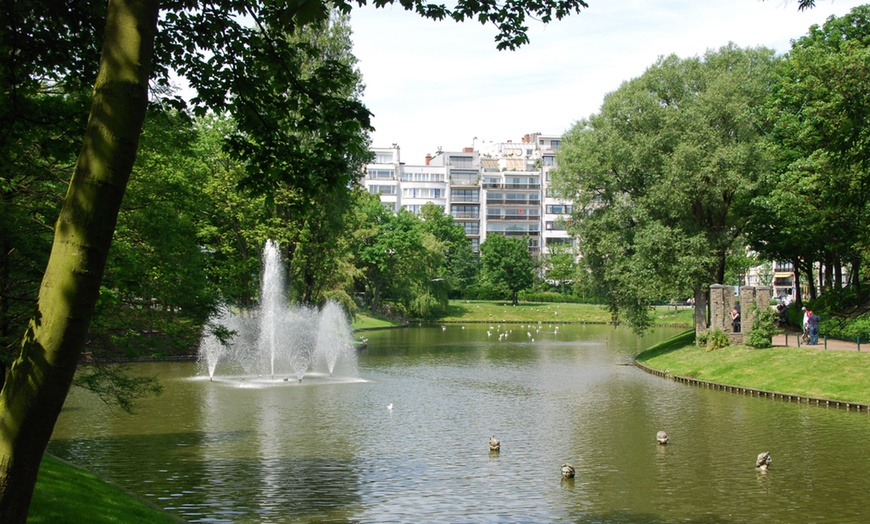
[198,240,358,385]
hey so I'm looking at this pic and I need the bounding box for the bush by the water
[697,329,730,351]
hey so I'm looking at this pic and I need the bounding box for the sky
[349,0,865,165]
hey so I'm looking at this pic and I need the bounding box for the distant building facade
[362,133,574,259]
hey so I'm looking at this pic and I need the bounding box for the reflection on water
[50,324,870,523]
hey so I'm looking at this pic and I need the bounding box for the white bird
[489,435,500,452]
[442,326,446,330]
[656,431,669,445]
[387,403,393,411]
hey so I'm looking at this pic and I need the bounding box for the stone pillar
[739,286,755,334]
[710,284,726,333]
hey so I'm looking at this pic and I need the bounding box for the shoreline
[633,358,870,413]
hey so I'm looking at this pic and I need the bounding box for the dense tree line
[553,6,870,332]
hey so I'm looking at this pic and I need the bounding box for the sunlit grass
[441,300,694,326]
[352,311,402,330]
[29,454,182,523]
[637,332,870,404]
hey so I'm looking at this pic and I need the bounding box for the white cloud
[351,0,864,164]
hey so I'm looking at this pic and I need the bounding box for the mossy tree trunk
[0,1,158,521]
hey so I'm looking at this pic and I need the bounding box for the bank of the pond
[29,454,183,524]
[636,331,870,408]
[437,300,694,326]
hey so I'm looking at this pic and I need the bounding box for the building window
[375,152,393,164]
[449,155,474,168]
[462,222,480,235]
[775,261,794,272]
[542,156,556,166]
[451,189,479,202]
[369,185,396,195]
[401,171,445,182]
[367,168,395,179]
[486,223,540,233]
[546,204,573,214]
[450,205,479,219]
[402,188,443,199]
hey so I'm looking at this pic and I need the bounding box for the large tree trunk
[0,1,158,521]
[792,258,803,309]
[693,284,708,334]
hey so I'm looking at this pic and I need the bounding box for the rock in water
[656,431,669,445]
[489,435,500,452]
[561,463,575,479]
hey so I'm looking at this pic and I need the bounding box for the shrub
[698,328,730,351]
[745,304,779,348]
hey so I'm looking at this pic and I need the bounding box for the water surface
[49,324,870,522]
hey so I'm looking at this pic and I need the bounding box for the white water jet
[198,240,358,384]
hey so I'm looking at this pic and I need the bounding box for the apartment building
[361,133,574,258]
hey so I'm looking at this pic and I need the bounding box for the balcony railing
[482,183,541,190]
[452,212,480,219]
[487,215,540,221]
[486,201,540,207]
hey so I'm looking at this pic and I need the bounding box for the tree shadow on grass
[636,330,695,360]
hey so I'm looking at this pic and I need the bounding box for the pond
[49,323,870,523]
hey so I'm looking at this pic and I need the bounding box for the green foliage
[479,235,537,305]
[745,304,780,348]
[697,329,730,351]
[554,44,778,333]
[752,5,870,305]
[517,291,588,304]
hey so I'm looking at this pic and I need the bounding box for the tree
[554,44,778,332]
[752,5,870,305]
[542,242,577,293]
[0,0,593,519]
[417,203,478,299]
[480,234,536,305]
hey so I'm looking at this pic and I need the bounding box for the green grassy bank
[435,300,693,326]
[29,454,182,523]
[636,331,870,404]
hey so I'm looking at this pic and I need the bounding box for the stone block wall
[709,285,771,344]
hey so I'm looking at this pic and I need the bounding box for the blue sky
[350,0,864,165]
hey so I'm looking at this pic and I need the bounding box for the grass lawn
[352,310,403,330]
[637,331,870,404]
[439,299,694,326]
[29,454,183,523]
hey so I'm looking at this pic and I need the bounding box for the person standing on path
[808,310,820,345]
